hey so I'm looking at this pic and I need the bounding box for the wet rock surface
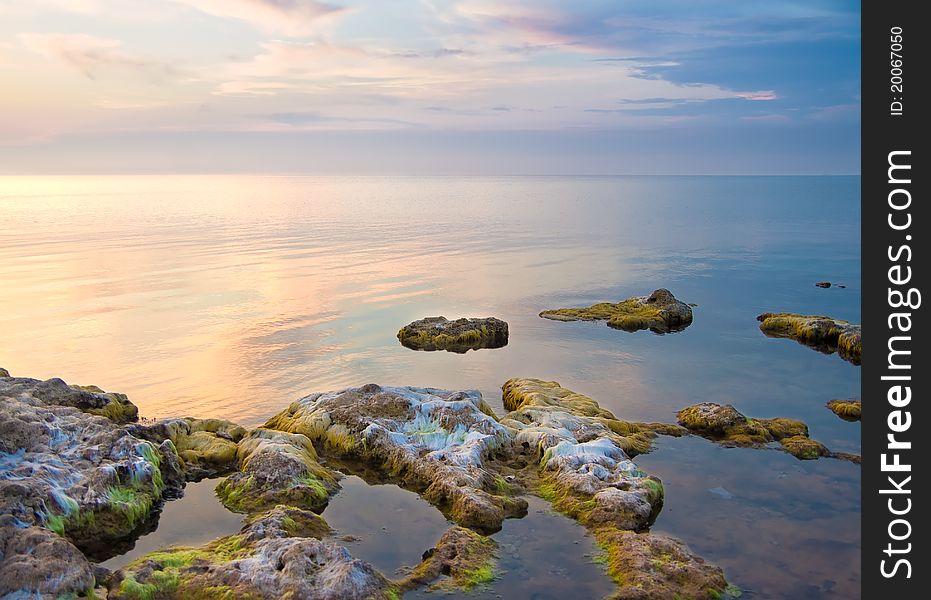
[827,399,861,422]
[265,384,527,532]
[0,516,95,599]
[0,375,177,556]
[593,527,733,600]
[129,417,246,480]
[540,288,694,333]
[757,312,861,365]
[677,402,855,462]
[500,379,668,531]
[2,370,733,600]
[109,505,395,600]
[216,427,340,513]
[400,526,498,592]
[397,316,509,352]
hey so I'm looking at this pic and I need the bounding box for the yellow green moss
[71,385,139,423]
[397,317,508,352]
[827,399,861,421]
[779,436,830,460]
[403,527,498,592]
[540,290,692,333]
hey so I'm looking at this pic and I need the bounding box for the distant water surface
[0,175,860,599]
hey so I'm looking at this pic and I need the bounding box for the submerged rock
[401,526,498,592]
[397,316,509,352]
[540,288,693,333]
[109,505,396,600]
[757,312,861,365]
[129,417,247,480]
[265,384,527,532]
[0,516,95,599]
[827,399,862,422]
[216,428,339,514]
[500,379,670,531]
[677,402,853,462]
[0,377,177,555]
[593,527,732,600]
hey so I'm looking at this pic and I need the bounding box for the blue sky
[0,1,860,174]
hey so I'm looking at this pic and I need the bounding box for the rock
[677,402,845,462]
[0,376,138,423]
[757,312,861,365]
[0,368,9,378]
[827,399,861,422]
[401,526,498,591]
[397,316,509,352]
[265,384,527,532]
[779,436,831,460]
[129,417,246,480]
[0,377,178,555]
[109,506,396,600]
[540,288,693,333]
[0,516,95,599]
[501,378,682,456]
[592,527,732,600]
[215,428,339,514]
[500,379,667,531]
[815,281,832,288]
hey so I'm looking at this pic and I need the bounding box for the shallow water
[0,175,861,598]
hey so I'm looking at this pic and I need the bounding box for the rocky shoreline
[1,369,748,599]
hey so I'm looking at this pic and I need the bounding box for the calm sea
[0,175,861,599]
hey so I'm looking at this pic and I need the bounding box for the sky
[0,0,860,174]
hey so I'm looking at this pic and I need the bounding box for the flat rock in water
[540,288,693,333]
[757,312,861,364]
[676,402,856,462]
[397,316,508,352]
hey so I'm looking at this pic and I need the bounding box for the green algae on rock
[215,428,339,514]
[130,417,247,480]
[502,378,683,459]
[676,402,854,462]
[0,376,179,555]
[540,289,693,333]
[757,312,862,365]
[827,399,861,422]
[498,378,731,598]
[397,316,509,352]
[499,379,666,531]
[265,383,527,532]
[109,505,396,600]
[401,526,498,592]
[592,526,733,600]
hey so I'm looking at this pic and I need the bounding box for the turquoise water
[0,175,861,598]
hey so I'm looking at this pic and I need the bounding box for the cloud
[176,0,347,36]
[18,33,181,80]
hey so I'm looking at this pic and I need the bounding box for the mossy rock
[827,399,861,422]
[401,526,498,592]
[677,402,846,464]
[215,428,339,514]
[541,289,693,334]
[397,316,509,352]
[592,526,733,600]
[757,312,861,365]
[69,385,140,423]
[779,436,831,460]
[110,506,394,600]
